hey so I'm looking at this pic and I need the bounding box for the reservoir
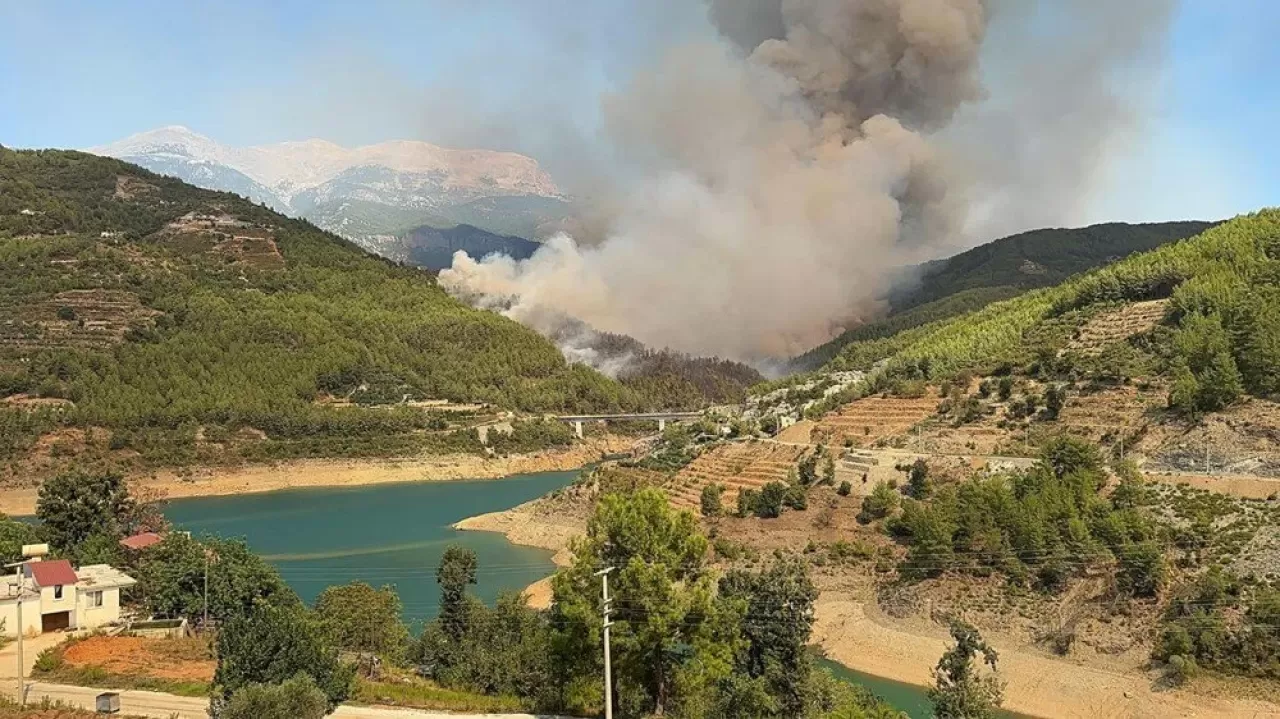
[163,469,577,626]
[163,469,955,717]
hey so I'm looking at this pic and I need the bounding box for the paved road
[16,681,564,719]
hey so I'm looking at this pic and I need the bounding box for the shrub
[700,484,724,517]
[837,480,852,497]
[33,647,65,673]
[755,482,788,518]
[858,481,899,523]
[783,484,808,511]
[1166,655,1198,686]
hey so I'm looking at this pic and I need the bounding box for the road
[16,681,564,719]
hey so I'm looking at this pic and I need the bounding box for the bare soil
[62,636,214,683]
[0,435,635,516]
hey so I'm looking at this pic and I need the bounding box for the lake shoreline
[0,436,633,516]
[457,501,1280,719]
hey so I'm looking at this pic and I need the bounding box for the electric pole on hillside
[595,566,616,719]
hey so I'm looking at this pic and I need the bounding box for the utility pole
[15,582,22,707]
[203,550,209,627]
[8,545,46,708]
[595,567,615,719]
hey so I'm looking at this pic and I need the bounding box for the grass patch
[354,676,526,713]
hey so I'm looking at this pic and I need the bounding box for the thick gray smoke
[440,0,1177,364]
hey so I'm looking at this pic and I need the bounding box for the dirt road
[14,681,568,719]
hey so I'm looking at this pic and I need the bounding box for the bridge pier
[658,418,666,433]
[573,420,584,439]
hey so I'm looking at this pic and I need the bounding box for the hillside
[760,210,1280,476]
[90,126,572,251]
[795,220,1214,369]
[398,223,540,270]
[0,148,649,478]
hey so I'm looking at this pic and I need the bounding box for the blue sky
[1,0,1276,226]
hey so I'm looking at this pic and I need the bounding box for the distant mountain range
[90,126,571,261]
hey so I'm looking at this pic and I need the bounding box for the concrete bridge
[556,412,703,438]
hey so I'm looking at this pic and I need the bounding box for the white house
[0,559,136,637]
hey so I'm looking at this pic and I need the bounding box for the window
[88,591,103,608]
[53,585,63,600]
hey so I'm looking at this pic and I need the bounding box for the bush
[737,489,760,518]
[783,484,808,511]
[221,675,329,719]
[700,484,724,517]
[857,481,899,523]
[1166,655,1198,686]
[837,480,852,497]
[755,482,788,518]
[33,647,65,673]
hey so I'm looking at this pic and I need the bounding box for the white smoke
[439,0,1178,365]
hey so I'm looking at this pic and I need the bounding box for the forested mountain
[0,148,689,475]
[398,223,540,270]
[803,210,1279,411]
[794,221,1214,369]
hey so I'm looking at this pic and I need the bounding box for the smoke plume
[440,0,1177,365]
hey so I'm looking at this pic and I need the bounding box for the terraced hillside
[0,148,652,477]
[810,394,940,448]
[1065,299,1170,356]
[666,441,808,509]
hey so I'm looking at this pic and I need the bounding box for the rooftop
[75,564,137,590]
[119,532,163,551]
[0,575,38,601]
[29,559,77,588]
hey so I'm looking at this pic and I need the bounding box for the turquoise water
[163,470,579,627]
[817,657,937,718]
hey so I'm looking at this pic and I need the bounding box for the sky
[1,0,1277,228]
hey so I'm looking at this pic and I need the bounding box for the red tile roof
[119,532,163,550]
[29,559,77,587]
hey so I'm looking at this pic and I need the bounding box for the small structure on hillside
[119,531,164,552]
[0,557,136,636]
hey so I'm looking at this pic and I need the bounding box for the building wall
[0,597,44,637]
[39,584,76,617]
[75,587,121,630]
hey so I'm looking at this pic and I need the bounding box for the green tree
[1116,541,1166,598]
[906,459,932,499]
[757,482,788,519]
[718,557,817,717]
[821,454,837,486]
[1039,436,1102,479]
[700,484,724,517]
[1168,361,1200,415]
[1043,384,1067,419]
[36,471,135,551]
[221,674,328,719]
[858,481,899,523]
[418,590,552,703]
[0,515,43,565]
[1195,351,1243,411]
[136,534,297,622]
[436,546,478,646]
[929,621,1004,719]
[549,488,728,717]
[213,604,353,715]
[315,582,409,660]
